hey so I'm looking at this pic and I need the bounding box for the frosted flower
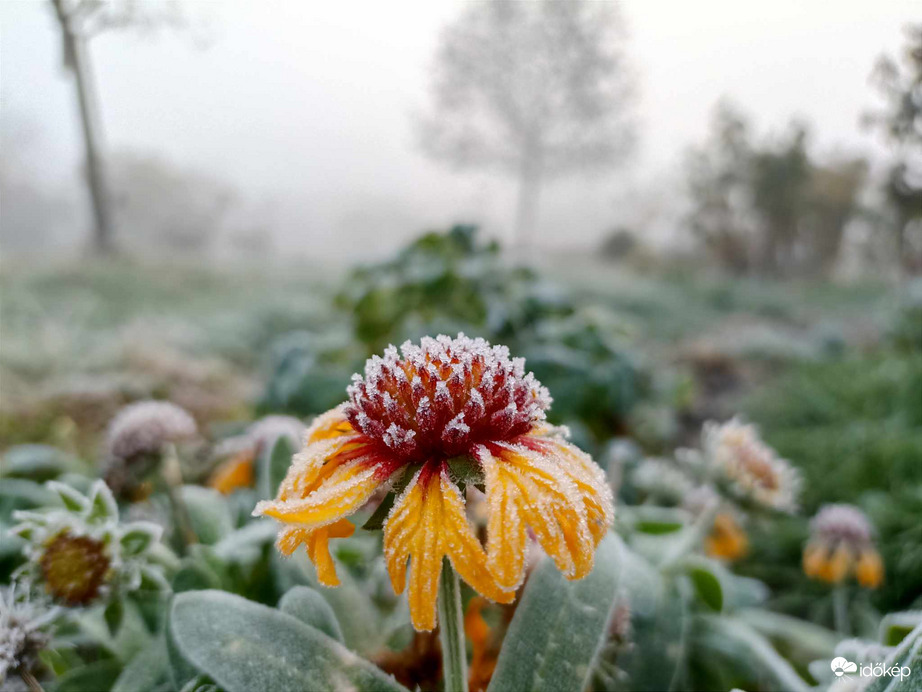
[102,400,197,496]
[703,418,800,512]
[682,485,748,561]
[631,458,695,504]
[0,588,56,684]
[11,481,168,606]
[803,504,883,588]
[255,334,614,631]
[209,415,306,494]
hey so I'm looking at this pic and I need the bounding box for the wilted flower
[11,481,168,606]
[209,415,306,495]
[255,334,614,631]
[0,588,56,684]
[702,418,800,512]
[803,504,884,589]
[102,400,198,497]
[631,458,695,504]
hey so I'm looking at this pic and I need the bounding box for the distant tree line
[684,103,868,277]
[684,25,921,278]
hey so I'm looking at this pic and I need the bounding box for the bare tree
[49,0,183,256]
[418,0,636,250]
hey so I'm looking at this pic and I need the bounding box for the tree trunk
[54,0,116,256]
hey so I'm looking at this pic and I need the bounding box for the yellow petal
[856,548,884,589]
[803,542,826,578]
[255,404,398,585]
[208,450,255,495]
[276,519,356,586]
[819,543,851,584]
[305,404,354,443]
[706,513,749,561]
[383,466,513,632]
[480,441,602,589]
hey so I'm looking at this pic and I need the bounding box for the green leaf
[863,621,922,692]
[626,506,688,535]
[212,520,277,564]
[0,478,57,510]
[105,598,125,637]
[165,597,200,692]
[362,465,418,531]
[170,590,409,692]
[53,659,123,692]
[737,608,837,664]
[47,480,89,512]
[257,436,294,500]
[179,486,234,545]
[87,481,119,523]
[2,444,71,481]
[120,522,162,556]
[445,454,484,487]
[111,638,168,692]
[880,611,922,646]
[278,586,344,642]
[361,493,396,531]
[488,533,622,692]
[693,615,812,692]
[683,557,724,612]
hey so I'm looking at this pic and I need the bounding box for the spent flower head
[11,480,168,606]
[702,417,800,512]
[254,334,614,631]
[102,400,198,497]
[0,587,57,684]
[804,504,883,588]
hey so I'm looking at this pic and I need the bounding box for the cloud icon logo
[831,657,858,677]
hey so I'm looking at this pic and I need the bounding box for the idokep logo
[831,657,858,677]
[830,656,912,682]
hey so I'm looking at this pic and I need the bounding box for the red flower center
[345,335,550,461]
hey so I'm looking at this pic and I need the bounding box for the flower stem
[438,559,467,692]
[20,670,44,692]
[833,585,850,636]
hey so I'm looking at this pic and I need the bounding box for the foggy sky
[1,0,916,260]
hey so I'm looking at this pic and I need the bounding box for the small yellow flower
[254,334,614,631]
[803,504,884,589]
[209,450,256,495]
[705,512,749,561]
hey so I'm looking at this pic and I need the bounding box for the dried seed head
[105,400,197,464]
[0,589,53,683]
[39,532,110,606]
[810,504,874,547]
[344,334,551,460]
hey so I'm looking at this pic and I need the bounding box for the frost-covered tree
[418,0,636,249]
[49,0,183,256]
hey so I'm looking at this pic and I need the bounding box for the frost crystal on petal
[343,334,551,459]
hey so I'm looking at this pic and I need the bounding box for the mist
[0,0,916,261]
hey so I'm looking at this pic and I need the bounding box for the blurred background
[1,3,921,686]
